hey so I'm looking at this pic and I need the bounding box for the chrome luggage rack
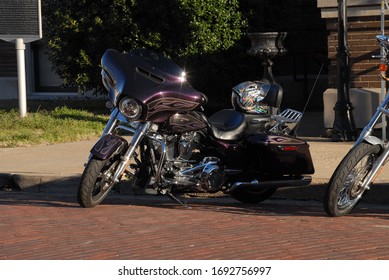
[270,109,302,133]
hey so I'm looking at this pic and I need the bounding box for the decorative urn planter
[247,32,287,83]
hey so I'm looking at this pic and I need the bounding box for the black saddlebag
[244,133,315,176]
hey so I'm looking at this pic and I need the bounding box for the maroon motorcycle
[77,49,314,208]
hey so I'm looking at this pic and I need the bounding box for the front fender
[90,134,128,160]
[362,135,384,147]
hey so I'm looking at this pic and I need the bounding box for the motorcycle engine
[198,157,225,192]
[177,132,201,160]
[152,132,225,192]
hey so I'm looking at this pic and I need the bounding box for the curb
[0,173,80,194]
[2,173,389,205]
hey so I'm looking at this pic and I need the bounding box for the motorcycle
[324,34,389,217]
[77,48,315,208]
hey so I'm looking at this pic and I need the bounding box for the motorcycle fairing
[101,49,206,122]
[90,134,128,160]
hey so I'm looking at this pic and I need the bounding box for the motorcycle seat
[208,109,246,140]
[244,113,273,131]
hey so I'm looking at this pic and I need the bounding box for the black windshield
[128,49,185,79]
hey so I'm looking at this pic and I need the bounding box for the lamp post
[332,0,357,141]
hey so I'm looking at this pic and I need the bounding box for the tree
[239,0,290,32]
[43,0,245,93]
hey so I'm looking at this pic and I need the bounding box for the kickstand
[166,193,191,209]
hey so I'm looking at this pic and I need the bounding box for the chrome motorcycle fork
[111,122,152,184]
[355,93,389,146]
[361,147,389,191]
[101,108,120,137]
[358,94,389,190]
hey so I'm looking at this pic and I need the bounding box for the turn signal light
[379,64,388,71]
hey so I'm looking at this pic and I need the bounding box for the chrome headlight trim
[118,97,143,120]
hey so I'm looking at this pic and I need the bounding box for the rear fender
[90,134,128,160]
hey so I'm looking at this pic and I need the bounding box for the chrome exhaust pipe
[228,176,312,193]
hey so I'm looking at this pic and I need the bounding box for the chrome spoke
[337,154,374,210]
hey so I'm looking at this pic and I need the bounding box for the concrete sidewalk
[2,112,389,204]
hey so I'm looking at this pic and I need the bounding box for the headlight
[119,98,143,120]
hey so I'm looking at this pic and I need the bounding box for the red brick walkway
[1,191,389,260]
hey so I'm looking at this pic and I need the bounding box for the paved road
[2,190,389,260]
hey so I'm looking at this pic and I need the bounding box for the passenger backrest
[262,83,283,108]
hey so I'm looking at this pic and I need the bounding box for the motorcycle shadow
[104,193,328,217]
[105,190,389,219]
[0,189,323,217]
[3,189,389,218]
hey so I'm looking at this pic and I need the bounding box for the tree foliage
[239,0,290,32]
[43,0,245,93]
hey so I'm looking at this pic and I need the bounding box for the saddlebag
[244,132,315,176]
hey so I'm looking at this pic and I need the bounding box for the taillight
[278,145,298,151]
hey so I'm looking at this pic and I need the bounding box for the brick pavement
[1,190,389,260]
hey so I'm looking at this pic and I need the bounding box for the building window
[32,41,76,92]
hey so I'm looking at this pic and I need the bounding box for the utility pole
[380,0,386,140]
[332,0,357,141]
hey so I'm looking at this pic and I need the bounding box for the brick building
[317,0,388,128]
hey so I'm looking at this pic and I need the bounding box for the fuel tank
[161,111,208,132]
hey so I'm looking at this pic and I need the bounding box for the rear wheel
[324,143,381,217]
[77,155,121,208]
[231,187,277,203]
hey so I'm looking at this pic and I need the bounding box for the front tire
[324,143,381,217]
[77,155,120,208]
[231,187,277,203]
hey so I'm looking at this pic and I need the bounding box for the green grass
[0,99,109,147]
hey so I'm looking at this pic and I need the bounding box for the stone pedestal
[323,88,381,128]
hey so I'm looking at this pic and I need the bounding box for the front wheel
[324,143,381,217]
[230,187,277,203]
[77,155,121,208]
